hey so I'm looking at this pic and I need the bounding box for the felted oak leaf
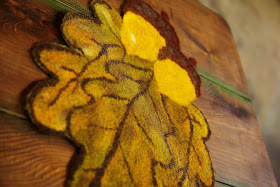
[27,0,214,186]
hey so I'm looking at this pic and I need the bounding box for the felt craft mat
[26,0,214,186]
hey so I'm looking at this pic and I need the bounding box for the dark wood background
[0,0,277,186]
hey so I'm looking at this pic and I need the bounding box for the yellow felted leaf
[29,80,90,132]
[28,43,91,132]
[27,1,214,186]
[163,98,213,186]
[120,11,166,61]
[91,1,122,38]
[62,13,123,61]
[33,43,87,77]
[154,59,197,106]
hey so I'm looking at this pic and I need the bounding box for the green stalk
[0,108,27,120]
[197,68,251,103]
[42,0,91,16]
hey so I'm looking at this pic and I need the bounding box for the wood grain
[0,0,277,186]
[0,0,60,115]
[0,112,74,187]
[196,92,276,186]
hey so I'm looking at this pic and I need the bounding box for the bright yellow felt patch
[120,11,166,61]
[154,59,197,106]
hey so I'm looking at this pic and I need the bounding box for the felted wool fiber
[26,0,214,186]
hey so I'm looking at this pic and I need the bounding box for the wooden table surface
[0,0,277,186]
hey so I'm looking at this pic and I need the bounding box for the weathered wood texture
[0,0,277,186]
[0,113,74,187]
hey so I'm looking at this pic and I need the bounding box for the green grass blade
[0,108,27,120]
[197,68,251,103]
[42,0,91,16]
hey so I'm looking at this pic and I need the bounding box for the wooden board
[0,0,277,186]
